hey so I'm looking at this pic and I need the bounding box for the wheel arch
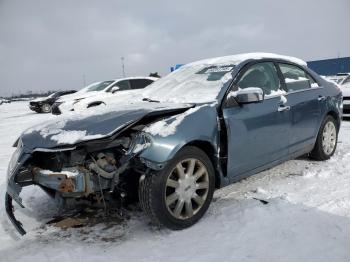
[326,110,341,131]
[184,140,221,189]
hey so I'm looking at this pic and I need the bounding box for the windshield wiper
[142,97,160,103]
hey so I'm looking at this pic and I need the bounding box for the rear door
[277,63,323,154]
[223,61,291,177]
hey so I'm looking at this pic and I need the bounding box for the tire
[41,103,52,113]
[310,115,338,160]
[139,146,215,230]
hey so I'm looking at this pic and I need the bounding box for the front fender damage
[5,108,190,235]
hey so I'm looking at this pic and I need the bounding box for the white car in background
[338,74,350,117]
[52,77,157,114]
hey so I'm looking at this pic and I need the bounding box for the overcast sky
[0,0,349,97]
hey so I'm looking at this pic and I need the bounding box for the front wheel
[139,146,215,230]
[41,103,52,113]
[310,115,338,160]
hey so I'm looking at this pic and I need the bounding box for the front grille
[29,102,36,106]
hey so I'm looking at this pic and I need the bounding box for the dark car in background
[29,90,76,113]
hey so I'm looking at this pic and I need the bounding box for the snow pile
[144,106,202,137]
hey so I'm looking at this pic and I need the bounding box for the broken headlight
[128,132,152,155]
[7,138,23,178]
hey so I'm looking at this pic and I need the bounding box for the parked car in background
[5,53,342,235]
[29,90,76,113]
[0,98,11,105]
[72,77,159,112]
[338,74,350,117]
[51,77,157,114]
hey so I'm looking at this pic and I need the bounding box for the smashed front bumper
[5,141,143,235]
[5,163,98,236]
[5,147,30,235]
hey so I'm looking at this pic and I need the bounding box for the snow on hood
[21,101,194,149]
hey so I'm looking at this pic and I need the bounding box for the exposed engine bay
[18,128,148,204]
[6,107,194,235]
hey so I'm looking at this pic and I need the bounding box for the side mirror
[231,87,264,104]
[111,86,120,93]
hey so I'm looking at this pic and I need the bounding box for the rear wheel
[139,146,215,229]
[41,103,52,113]
[310,115,338,160]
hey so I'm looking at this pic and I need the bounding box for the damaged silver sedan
[5,53,342,235]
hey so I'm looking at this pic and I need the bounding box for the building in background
[170,64,184,72]
[307,57,350,76]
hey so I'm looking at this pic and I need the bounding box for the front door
[223,62,291,178]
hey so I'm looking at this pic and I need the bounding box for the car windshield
[84,80,114,92]
[141,64,234,103]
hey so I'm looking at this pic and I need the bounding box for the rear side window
[130,79,154,90]
[237,62,281,96]
[278,63,319,91]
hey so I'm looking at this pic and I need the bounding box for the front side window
[278,63,319,91]
[237,62,281,96]
[110,80,130,91]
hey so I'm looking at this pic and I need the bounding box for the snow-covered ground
[0,102,350,262]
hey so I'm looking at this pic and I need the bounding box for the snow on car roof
[185,52,307,67]
[111,76,159,81]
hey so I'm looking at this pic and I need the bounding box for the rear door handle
[278,105,290,112]
[318,96,326,101]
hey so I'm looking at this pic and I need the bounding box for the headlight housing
[7,138,23,178]
[128,132,152,154]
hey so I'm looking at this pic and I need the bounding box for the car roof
[110,76,158,82]
[184,52,307,68]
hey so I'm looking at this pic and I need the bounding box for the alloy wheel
[164,158,209,220]
[322,121,336,155]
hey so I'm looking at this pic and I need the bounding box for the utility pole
[121,57,126,77]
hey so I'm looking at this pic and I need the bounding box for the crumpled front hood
[20,102,194,150]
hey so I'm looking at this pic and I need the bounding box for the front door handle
[318,96,326,101]
[278,105,291,112]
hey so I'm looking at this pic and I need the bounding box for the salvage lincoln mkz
[6,53,342,235]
